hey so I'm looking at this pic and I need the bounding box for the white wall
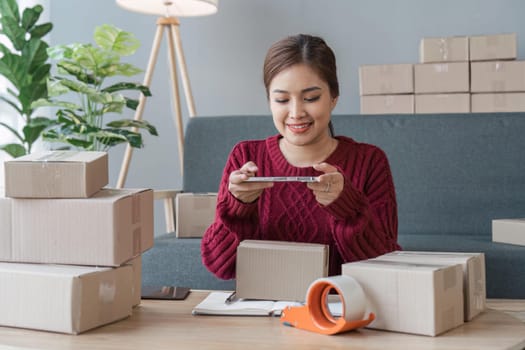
[45,0,525,234]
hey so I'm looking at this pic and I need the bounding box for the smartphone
[244,176,319,183]
[141,286,191,300]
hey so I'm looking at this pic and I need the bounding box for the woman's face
[268,63,338,147]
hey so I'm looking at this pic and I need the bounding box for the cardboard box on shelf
[470,61,525,93]
[470,33,517,61]
[414,62,469,94]
[492,219,525,246]
[3,188,153,267]
[176,193,217,238]
[0,262,133,334]
[471,92,525,112]
[4,151,108,198]
[360,94,414,114]
[415,93,470,113]
[359,64,414,95]
[374,251,486,321]
[236,240,328,302]
[419,36,469,63]
[342,259,464,336]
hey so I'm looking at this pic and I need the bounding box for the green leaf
[94,24,140,56]
[0,52,24,90]
[47,44,74,60]
[102,82,151,95]
[0,143,26,158]
[107,119,158,136]
[46,79,74,97]
[31,63,51,84]
[0,0,20,26]
[23,123,47,145]
[57,61,98,85]
[24,38,49,73]
[111,62,142,77]
[125,98,139,110]
[31,97,80,110]
[1,17,25,51]
[0,42,10,55]
[29,22,52,39]
[21,5,42,31]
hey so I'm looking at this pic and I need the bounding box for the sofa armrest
[154,189,182,233]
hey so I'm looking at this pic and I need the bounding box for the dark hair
[263,34,339,100]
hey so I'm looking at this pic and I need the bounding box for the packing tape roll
[280,275,374,335]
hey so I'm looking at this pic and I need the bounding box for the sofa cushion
[142,234,235,291]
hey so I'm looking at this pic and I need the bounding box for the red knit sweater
[201,134,400,280]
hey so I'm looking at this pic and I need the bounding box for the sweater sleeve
[324,147,399,262]
[201,143,262,280]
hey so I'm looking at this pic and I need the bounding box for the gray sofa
[142,113,525,298]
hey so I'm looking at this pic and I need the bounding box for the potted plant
[0,0,53,157]
[33,24,157,151]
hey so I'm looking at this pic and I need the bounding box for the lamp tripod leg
[167,24,185,175]
[171,23,197,117]
[116,23,165,188]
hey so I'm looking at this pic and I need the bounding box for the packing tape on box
[280,275,374,335]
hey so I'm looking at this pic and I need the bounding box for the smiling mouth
[287,122,313,130]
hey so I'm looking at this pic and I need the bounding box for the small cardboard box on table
[374,251,486,321]
[236,240,328,302]
[1,188,153,267]
[0,262,133,334]
[342,259,464,336]
[4,151,108,198]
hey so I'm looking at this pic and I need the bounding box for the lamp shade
[116,0,218,17]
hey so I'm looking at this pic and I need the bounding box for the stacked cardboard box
[360,33,524,114]
[0,151,154,334]
[416,36,470,113]
[359,64,415,114]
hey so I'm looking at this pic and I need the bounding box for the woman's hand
[307,162,344,206]
[228,161,273,203]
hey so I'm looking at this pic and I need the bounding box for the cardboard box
[3,188,153,266]
[128,255,142,307]
[470,61,525,92]
[415,93,470,113]
[492,219,525,246]
[342,259,464,336]
[472,92,525,112]
[374,251,486,321]
[4,151,108,198]
[414,62,469,94]
[0,194,11,260]
[176,192,217,238]
[236,240,328,302]
[470,33,517,61]
[359,64,414,95]
[360,95,414,114]
[0,262,133,334]
[419,36,469,63]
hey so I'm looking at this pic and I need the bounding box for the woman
[201,34,400,280]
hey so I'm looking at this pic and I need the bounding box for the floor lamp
[115,0,218,188]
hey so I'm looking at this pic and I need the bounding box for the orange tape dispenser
[280,275,375,335]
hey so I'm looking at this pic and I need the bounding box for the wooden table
[0,291,524,350]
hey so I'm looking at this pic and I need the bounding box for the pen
[225,291,236,304]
